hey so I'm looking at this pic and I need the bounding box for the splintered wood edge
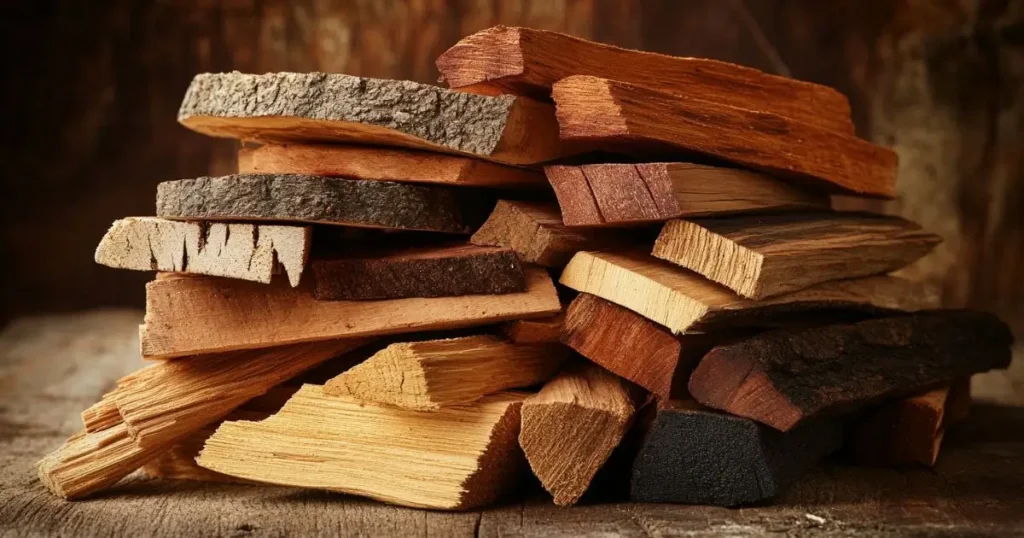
[653,220,764,298]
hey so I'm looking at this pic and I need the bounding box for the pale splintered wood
[559,250,939,334]
[81,390,121,433]
[519,361,640,506]
[653,213,941,299]
[324,335,567,410]
[141,269,559,359]
[501,313,564,344]
[95,217,311,286]
[197,386,526,510]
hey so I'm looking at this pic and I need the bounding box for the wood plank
[501,313,564,344]
[156,174,491,234]
[179,72,563,165]
[435,26,854,134]
[323,335,567,410]
[238,143,548,189]
[140,268,560,359]
[652,213,942,299]
[551,76,897,198]
[95,217,311,287]
[559,250,939,334]
[688,311,1013,432]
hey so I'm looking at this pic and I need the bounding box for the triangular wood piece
[95,217,311,287]
[689,312,1012,432]
[559,250,939,334]
[502,313,564,344]
[653,213,941,299]
[546,163,827,226]
[552,76,897,198]
[435,26,854,134]
[179,72,562,165]
[324,335,567,410]
[196,386,526,510]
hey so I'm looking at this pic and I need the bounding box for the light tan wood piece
[142,410,269,484]
[95,217,311,286]
[197,386,526,510]
[81,391,121,433]
[501,313,564,344]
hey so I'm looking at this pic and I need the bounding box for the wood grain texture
[178,72,563,165]
[156,174,491,233]
[435,26,854,134]
[141,268,560,359]
[501,313,564,344]
[652,212,942,299]
[689,311,1013,432]
[559,250,940,334]
[551,76,898,198]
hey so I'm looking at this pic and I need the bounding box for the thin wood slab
[501,313,564,344]
[653,213,941,299]
[435,26,854,134]
[140,268,560,359]
[179,72,562,165]
[689,311,1012,432]
[551,76,897,198]
[197,386,526,510]
[546,163,827,226]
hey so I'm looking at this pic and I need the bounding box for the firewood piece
[156,174,490,234]
[81,391,121,433]
[502,313,564,344]
[552,76,897,198]
[559,250,938,335]
[689,311,1013,432]
[196,386,526,510]
[630,401,843,506]
[141,411,267,485]
[312,243,526,301]
[653,213,942,299]
[95,217,311,287]
[435,26,854,134]
[547,163,827,226]
[324,335,567,410]
[178,72,562,165]
[141,268,559,359]
[519,361,642,506]
[238,144,547,189]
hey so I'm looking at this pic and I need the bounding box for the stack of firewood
[37,26,1013,510]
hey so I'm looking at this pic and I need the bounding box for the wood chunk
[559,250,939,335]
[141,268,559,359]
[630,401,843,506]
[552,76,897,198]
[653,213,942,299]
[156,174,491,234]
[519,361,642,506]
[435,26,854,134]
[197,386,526,510]
[178,72,562,165]
[502,313,564,344]
[95,217,311,287]
[141,411,266,485]
[689,311,1013,432]
[238,144,547,189]
[312,243,526,301]
[547,163,828,226]
[324,335,567,410]
[81,391,121,433]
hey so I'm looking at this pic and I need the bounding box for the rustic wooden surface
[2,310,1024,536]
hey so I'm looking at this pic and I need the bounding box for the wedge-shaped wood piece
[141,268,559,359]
[324,335,567,410]
[630,401,843,506]
[436,26,854,134]
[653,213,941,299]
[197,386,526,510]
[552,76,897,198]
[313,243,525,301]
[502,313,564,344]
[156,174,490,234]
[689,311,1012,432]
[520,361,642,506]
[95,217,310,287]
[559,251,938,335]
[239,144,547,189]
[546,163,827,226]
[179,72,562,165]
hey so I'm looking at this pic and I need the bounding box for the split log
[551,76,897,198]
[652,213,941,299]
[689,311,1012,432]
[501,313,564,344]
[178,72,562,165]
